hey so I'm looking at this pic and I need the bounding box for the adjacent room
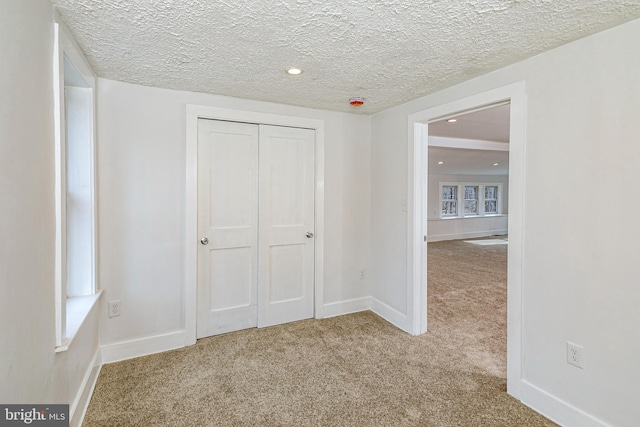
[427,103,511,382]
[3,2,640,426]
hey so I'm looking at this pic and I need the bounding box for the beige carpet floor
[84,238,556,426]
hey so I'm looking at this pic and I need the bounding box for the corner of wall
[370,298,408,331]
[323,297,372,318]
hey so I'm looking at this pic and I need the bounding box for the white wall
[427,174,508,241]
[0,2,100,425]
[371,18,640,427]
[97,79,372,348]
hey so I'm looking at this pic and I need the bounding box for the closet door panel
[258,125,315,328]
[196,119,259,338]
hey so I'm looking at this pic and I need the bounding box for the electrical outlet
[108,300,121,318]
[567,342,584,369]
[359,269,366,280]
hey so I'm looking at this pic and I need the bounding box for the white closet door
[197,120,259,338]
[257,125,315,328]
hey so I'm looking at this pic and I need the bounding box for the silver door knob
[200,237,209,245]
[306,232,314,238]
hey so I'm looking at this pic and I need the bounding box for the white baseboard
[428,229,508,242]
[520,380,611,427]
[101,330,186,364]
[370,298,408,331]
[323,297,371,318]
[70,347,102,427]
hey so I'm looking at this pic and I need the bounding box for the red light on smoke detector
[349,97,364,107]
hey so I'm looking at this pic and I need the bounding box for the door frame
[185,105,325,345]
[406,82,527,399]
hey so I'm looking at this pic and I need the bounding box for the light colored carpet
[84,239,555,426]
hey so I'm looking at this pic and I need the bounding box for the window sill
[55,290,102,353]
[428,214,508,221]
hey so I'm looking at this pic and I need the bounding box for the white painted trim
[506,84,527,400]
[323,297,371,318]
[427,229,509,242]
[428,214,508,221]
[314,125,326,320]
[371,298,408,331]
[439,182,504,218]
[429,136,509,151]
[520,380,612,427]
[101,330,186,364]
[69,348,102,427]
[407,121,429,336]
[53,22,66,349]
[407,82,527,400]
[55,291,102,353]
[53,21,99,348]
[185,105,326,346]
[53,15,97,88]
[185,106,198,345]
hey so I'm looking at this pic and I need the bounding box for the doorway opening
[407,82,526,399]
[427,103,510,381]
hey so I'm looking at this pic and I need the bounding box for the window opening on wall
[464,186,479,215]
[440,183,503,218]
[441,185,458,216]
[64,58,94,297]
[54,22,100,352]
[485,185,498,214]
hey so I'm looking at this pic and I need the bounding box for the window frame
[484,185,499,214]
[440,184,458,217]
[439,182,503,219]
[53,21,100,352]
[464,185,479,216]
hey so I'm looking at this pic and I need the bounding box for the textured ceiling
[51,0,640,114]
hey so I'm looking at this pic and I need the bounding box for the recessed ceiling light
[493,163,499,166]
[437,161,444,165]
[286,67,303,75]
[447,119,457,123]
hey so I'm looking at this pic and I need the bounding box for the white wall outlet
[108,300,121,318]
[359,269,366,280]
[567,342,584,369]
